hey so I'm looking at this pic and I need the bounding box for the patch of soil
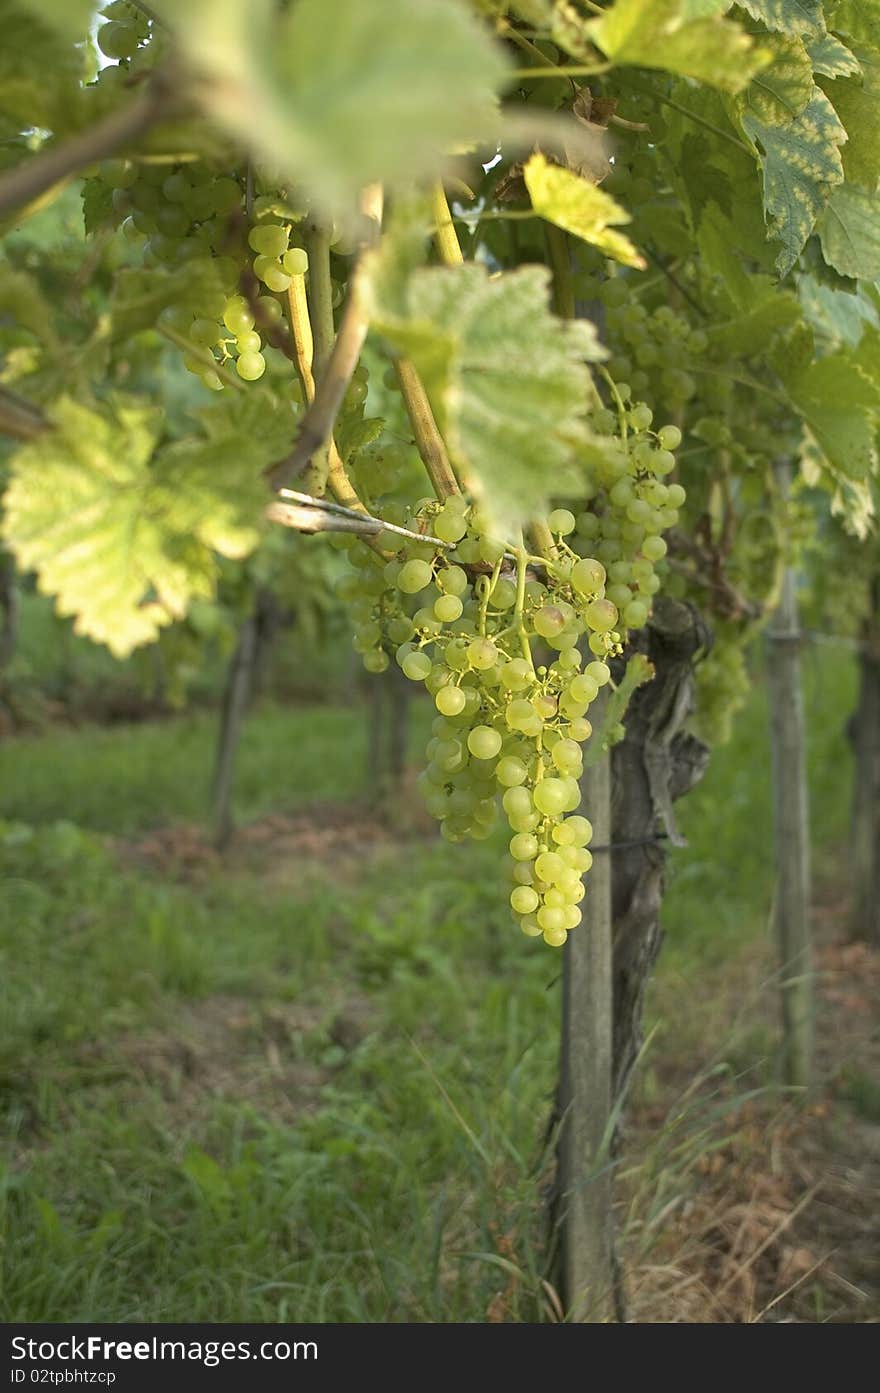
[623,899,880,1323]
[118,794,435,883]
[69,992,374,1130]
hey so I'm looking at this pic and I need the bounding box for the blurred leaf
[16,0,92,43]
[109,261,228,340]
[826,0,880,45]
[0,263,57,344]
[152,0,508,221]
[738,0,825,35]
[367,258,603,534]
[819,43,880,186]
[817,183,880,278]
[523,152,645,268]
[2,394,280,657]
[741,87,846,275]
[587,0,770,92]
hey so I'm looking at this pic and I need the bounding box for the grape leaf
[784,350,880,483]
[2,395,276,656]
[366,260,603,534]
[81,178,114,235]
[523,153,645,268]
[817,183,880,278]
[706,277,802,350]
[737,0,825,35]
[16,0,92,43]
[0,263,57,344]
[819,43,880,185]
[798,277,879,344]
[586,0,771,92]
[807,32,861,76]
[108,261,228,341]
[741,86,846,275]
[151,0,508,222]
[734,33,814,125]
[826,0,880,46]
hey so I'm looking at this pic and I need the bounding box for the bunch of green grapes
[331,409,683,947]
[96,156,324,388]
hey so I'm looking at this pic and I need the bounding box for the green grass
[0,644,860,1320]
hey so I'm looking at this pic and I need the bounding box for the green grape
[189,318,222,347]
[363,649,389,673]
[538,905,566,933]
[510,833,539,862]
[398,559,433,594]
[568,673,599,704]
[211,177,242,213]
[521,918,544,938]
[533,605,565,638]
[249,225,289,257]
[492,578,517,609]
[223,296,255,335]
[510,886,539,915]
[468,726,503,760]
[535,850,565,883]
[502,786,532,820]
[642,535,667,561]
[437,565,468,597]
[533,693,557,720]
[512,862,534,886]
[236,351,266,381]
[567,717,592,742]
[628,403,653,431]
[533,779,568,816]
[434,510,468,543]
[236,330,263,355]
[497,756,528,788]
[467,637,497,670]
[562,815,593,845]
[436,685,466,716]
[623,599,649,628]
[282,247,310,276]
[552,739,582,775]
[657,424,682,451]
[571,558,607,595]
[434,594,463,623]
[98,21,140,59]
[585,598,618,633]
[666,483,686,509]
[499,658,532,692]
[548,508,576,535]
[402,651,431,681]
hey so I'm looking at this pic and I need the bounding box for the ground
[0,648,877,1322]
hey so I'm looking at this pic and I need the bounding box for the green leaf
[734,33,814,125]
[108,261,228,341]
[737,0,825,36]
[826,0,880,46]
[798,277,879,344]
[587,0,771,92]
[2,395,277,657]
[81,177,114,236]
[366,261,603,534]
[0,1,89,132]
[785,349,880,483]
[817,182,880,278]
[153,0,508,221]
[0,263,56,344]
[819,43,880,185]
[706,277,802,350]
[523,153,646,268]
[807,32,862,76]
[16,0,92,43]
[741,86,846,275]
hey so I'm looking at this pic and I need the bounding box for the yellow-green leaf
[734,33,814,126]
[817,182,880,278]
[587,0,771,93]
[523,153,645,268]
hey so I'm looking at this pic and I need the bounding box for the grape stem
[281,185,384,487]
[515,534,535,671]
[271,489,451,548]
[597,365,628,441]
[431,184,465,266]
[393,358,462,500]
[0,73,175,220]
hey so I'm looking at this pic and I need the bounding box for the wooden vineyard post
[559,688,615,1321]
[765,462,813,1090]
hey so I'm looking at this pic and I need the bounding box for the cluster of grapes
[333,404,683,947]
[99,156,309,388]
[569,399,684,624]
